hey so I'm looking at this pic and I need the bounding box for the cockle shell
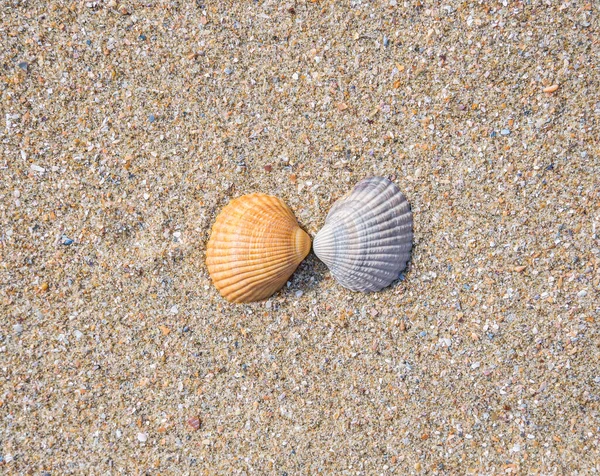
[206,193,311,303]
[313,177,413,292]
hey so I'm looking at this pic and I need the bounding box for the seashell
[313,177,413,292]
[206,193,311,303]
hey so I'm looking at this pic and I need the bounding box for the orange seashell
[206,193,311,303]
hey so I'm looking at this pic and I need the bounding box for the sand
[1,0,599,474]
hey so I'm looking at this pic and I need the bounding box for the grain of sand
[1,1,599,474]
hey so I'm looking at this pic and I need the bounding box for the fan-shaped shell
[206,193,311,303]
[313,177,413,292]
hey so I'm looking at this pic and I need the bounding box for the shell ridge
[326,196,410,233]
[207,252,298,275]
[345,177,394,204]
[215,255,299,293]
[206,242,298,259]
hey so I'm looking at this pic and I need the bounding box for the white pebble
[30,164,45,173]
[137,432,147,442]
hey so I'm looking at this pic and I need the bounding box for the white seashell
[313,177,413,292]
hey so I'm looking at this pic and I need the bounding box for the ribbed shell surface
[206,194,311,303]
[313,177,413,292]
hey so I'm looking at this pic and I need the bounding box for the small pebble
[500,129,510,135]
[148,114,156,123]
[137,433,147,442]
[295,290,303,298]
[61,235,74,246]
[187,416,201,430]
[18,61,28,71]
[14,323,23,334]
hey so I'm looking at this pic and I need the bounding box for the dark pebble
[62,236,74,246]
[86,39,92,45]
[263,164,272,172]
[139,34,146,41]
[18,61,28,71]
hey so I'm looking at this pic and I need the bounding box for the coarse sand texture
[1,1,598,474]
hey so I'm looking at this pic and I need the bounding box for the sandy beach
[1,1,599,473]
